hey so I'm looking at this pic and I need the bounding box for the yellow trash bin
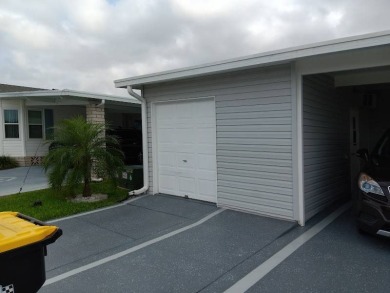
[0,212,62,293]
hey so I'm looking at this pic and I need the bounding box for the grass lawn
[0,182,129,222]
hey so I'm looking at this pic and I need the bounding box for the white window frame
[27,109,44,139]
[4,109,20,139]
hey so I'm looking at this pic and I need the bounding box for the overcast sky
[1,0,389,96]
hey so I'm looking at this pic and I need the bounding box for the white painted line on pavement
[224,202,351,293]
[44,208,225,287]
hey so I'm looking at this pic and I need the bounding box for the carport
[298,53,390,223]
[114,31,390,226]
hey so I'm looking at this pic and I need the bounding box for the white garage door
[155,98,217,202]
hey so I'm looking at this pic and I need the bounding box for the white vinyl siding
[144,64,294,220]
[303,74,349,220]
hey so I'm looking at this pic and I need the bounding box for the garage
[115,30,390,226]
[154,98,217,202]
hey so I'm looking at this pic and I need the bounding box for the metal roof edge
[0,89,140,104]
[114,30,390,88]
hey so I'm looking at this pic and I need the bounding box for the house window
[28,110,43,139]
[4,109,19,138]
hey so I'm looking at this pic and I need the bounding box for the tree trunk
[83,176,91,197]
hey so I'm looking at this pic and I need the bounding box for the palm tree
[43,116,124,197]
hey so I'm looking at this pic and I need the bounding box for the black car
[356,129,390,237]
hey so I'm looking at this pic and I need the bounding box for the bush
[0,156,19,170]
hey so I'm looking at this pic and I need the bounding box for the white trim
[115,30,390,88]
[290,62,299,223]
[151,101,158,194]
[296,73,305,226]
[44,208,225,287]
[3,108,20,140]
[224,202,351,293]
[151,96,217,202]
[0,89,140,104]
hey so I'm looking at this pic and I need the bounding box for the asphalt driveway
[40,194,389,293]
[0,166,48,196]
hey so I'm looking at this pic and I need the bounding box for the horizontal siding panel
[217,89,291,102]
[305,174,347,193]
[147,77,291,97]
[218,198,293,219]
[218,168,292,181]
[219,180,292,197]
[219,192,292,210]
[218,118,291,126]
[218,138,292,146]
[218,186,292,203]
[147,66,290,92]
[217,95,291,107]
[218,110,292,120]
[3,141,24,156]
[217,102,291,114]
[218,125,291,132]
[303,74,349,220]
[217,144,291,153]
[217,131,291,139]
[146,82,290,102]
[218,150,292,160]
[218,156,291,167]
[218,162,292,174]
[219,174,292,189]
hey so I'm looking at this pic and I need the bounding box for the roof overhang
[114,30,390,89]
[0,89,140,105]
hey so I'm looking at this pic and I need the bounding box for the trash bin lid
[0,212,59,253]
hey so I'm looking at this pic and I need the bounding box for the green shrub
[0,156,19,170]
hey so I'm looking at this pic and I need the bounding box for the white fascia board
[114,30,390,88]
[0,89,140,104]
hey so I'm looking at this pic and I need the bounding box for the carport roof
[114,30,390,89]
[0,88,140,104]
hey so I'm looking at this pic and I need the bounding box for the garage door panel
[178,176,196,195]
[159,175,177,193]
[158,152,176,167]
[197,128,216,143]
[176,129,196,143]
[197,154,216,170]
[157,129,176,143]
[156,98,216,202]
[177,153,195,168]
[199,179,216,197]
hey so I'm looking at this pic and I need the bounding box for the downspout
[96,99,105,107]
[126,86,149,195]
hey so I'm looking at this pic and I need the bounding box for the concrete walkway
[39,195,390,293]
[0,166,48,196]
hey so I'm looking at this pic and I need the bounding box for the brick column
[86,103,105,124]
[86,103,105,179]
